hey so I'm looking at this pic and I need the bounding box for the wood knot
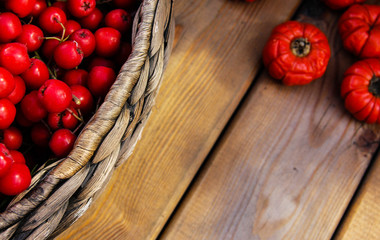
[354,129,379,153]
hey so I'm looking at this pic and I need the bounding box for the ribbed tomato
[262,21,331,86]
[338,4,380,58]
[323,0,365,10]
[341,58,380,123]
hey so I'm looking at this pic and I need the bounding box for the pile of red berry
[0,0,139,197]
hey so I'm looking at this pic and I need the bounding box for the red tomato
[341,58,380,123]
[0,163,31,196]
[262,21,331,86]
[338,4,380,58]
[323,0,365,10]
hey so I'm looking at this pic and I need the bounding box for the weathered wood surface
[334,155,380,240]
[58,0,302,239]
[159,2,380,240]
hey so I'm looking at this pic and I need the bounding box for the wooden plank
[160,3,380,240]
[57,0,302,239]
[334,156,380,240]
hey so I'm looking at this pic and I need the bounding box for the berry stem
[72,94,81,105]
[44,36,62,42]
[59,21,66,42]
[40,119,53,135]
[65,107,84,122]
[73,121,84,135]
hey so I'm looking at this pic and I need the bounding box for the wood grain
[57,0,302,239]
[334,156,380,240]
[160,4,380,240]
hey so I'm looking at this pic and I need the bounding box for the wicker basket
[0,0,175,238]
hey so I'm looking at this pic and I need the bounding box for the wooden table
[58,0,380,239]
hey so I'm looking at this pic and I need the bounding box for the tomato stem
[369,75,380,97]
[291,38,311,57]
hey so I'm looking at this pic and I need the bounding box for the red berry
[112,0,138,9]
[15,106,33,127]
[116,41,132,67]
[16,24,44,52]
[49,128,76,157]
[0,99,16,130]
[88,57,115,70]
[9,150,25,164]
[69,29,96,57]
[0,42,31,75]
[52,1,69,16]
[7,76,26,105]
[0,12,22,43]
[5,0,36,18]
[79,7,103,30]
[67,0,96,18]
[20,90,47,122]
[48,106,79,130]
[105,9,132,34]
[21,58,49,90]
[94,27,121,57]
[87,66,116,97]
[0,67,15,98]
[70,85,94,115]
[41,38,60,60]
[30,0,47,18]
[0,143,13,178]
[30,122,51,147]
[60,20,81,38]
[63,69,88,86]
[54,40,84,69]
[38,7,67,34]
[38,79,72,113]
[0,163,31,196]
[2,126,23,150]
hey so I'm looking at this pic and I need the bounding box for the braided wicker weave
[0,0,174,238]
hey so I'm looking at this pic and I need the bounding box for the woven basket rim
[0,0,174,238]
